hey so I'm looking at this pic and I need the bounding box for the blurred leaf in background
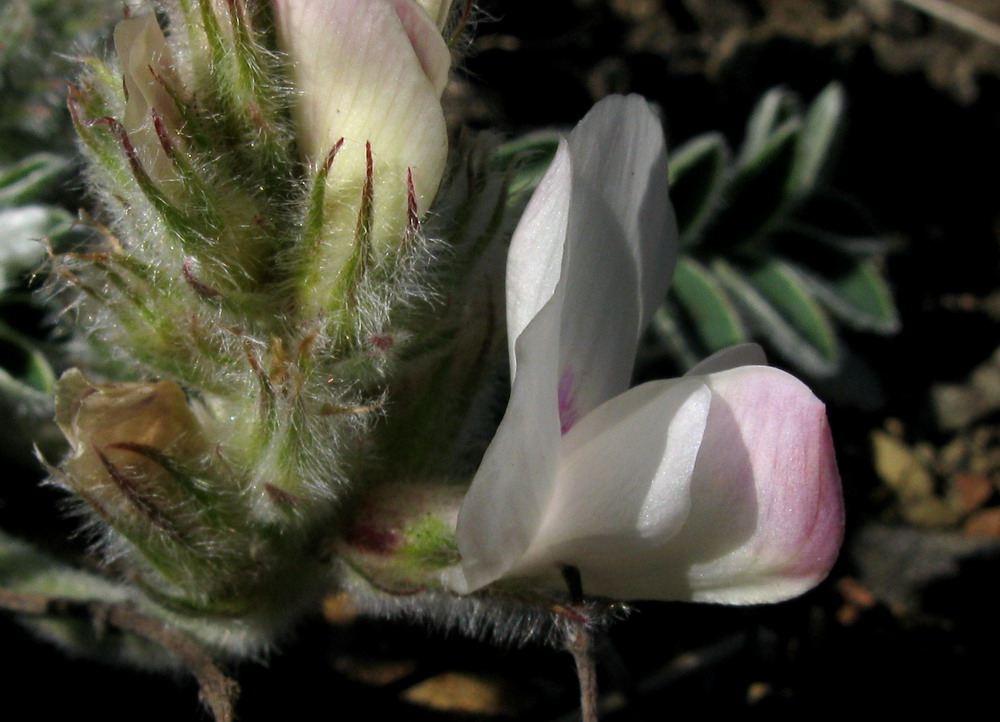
[658,83,899,379]
[0,1,114,462]
[0,0,116,160]
[0,154,95,462]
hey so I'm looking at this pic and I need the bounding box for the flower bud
[114,12,181,188]
[62,0,466,513]
[337,481,464,593]
[273,0,452,314]
[422,0,457,29]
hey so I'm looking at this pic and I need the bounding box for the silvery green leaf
[791,258,900,334]
[0,531,179,670]
[0,317,57,396]
[668,132,731,246]
[0,153,70,206]
[786,190,890,255]
[781,220,892,257]
[787,82,846,199]
[737,87,800,167]
[0,315,59,458]
[0,204,70,290]
[0,367,60,461]
[713,258,839,376]
[668,256,747,353]
[0,364,54,420]
[650,301,703,371]
[704,117,801,249]
[494,131,561,201]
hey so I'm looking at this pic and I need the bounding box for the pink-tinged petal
[455,362,842,602]
[448,301,565,593]
[503,379,711,587]
[273,0,448,260]
[685,343,767,376]
[384,0,452,94]
[518,365,841,602]
[557,96,675,417]
[641,365,844,603]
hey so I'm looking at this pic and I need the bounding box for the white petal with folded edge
[554,96,676,418]
[521,365,842,602]
[502,378,712,585]
[448,301,565,593]
[115,14,179,185]
[565,96,676,332]
[385,0,453,94]
[505,140,572,375]
[413,0,454,29]
[451,94,841,605]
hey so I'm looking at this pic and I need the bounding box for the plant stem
[560,564,599,722]
[0,588,238,722]
[566,618,599,722]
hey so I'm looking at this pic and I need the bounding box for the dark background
[4,1,1000,719]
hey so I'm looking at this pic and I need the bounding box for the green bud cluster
[50,0,509,633]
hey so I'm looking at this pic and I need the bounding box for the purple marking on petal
[558,368,580,434]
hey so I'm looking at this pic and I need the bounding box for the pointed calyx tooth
[92,446,186,541]
[404,168,420,244]
[182,257,222,299]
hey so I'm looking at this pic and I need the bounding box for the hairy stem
[561,564,599,722]
[0,588,238,722]
[566,618,599,722]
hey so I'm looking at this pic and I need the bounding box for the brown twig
[894,0,1000,46]
[0,587,238,722]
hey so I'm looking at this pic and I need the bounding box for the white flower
[445,96,844,604]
